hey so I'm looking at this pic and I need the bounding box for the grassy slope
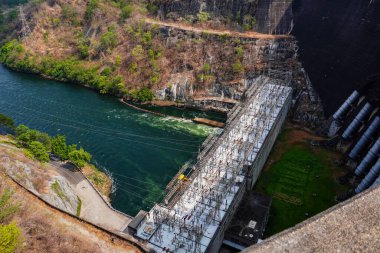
[254,127,349,237]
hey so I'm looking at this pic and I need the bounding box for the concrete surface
[243,186,380,253]
[50,162,132,232]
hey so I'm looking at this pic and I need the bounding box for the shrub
[150,72,160,85]
[76,197,82,216]
[15,125,29,136]
[131,45,145,61]
[203,63,211,73]
[29,141,49,162]
[146,3,158,14]
[75,32,89,59]
[0,113,15,133]
[130,87,154,102]
[0,223,21,253]
[120,4,133,20]
[51,135,68,160]
[50,180,70,203]
[68,148,91,168]
[128,62,138,73]
[235,46,244,58]
[61,4,80,26]
[100,26,118,52]
[143,31,152,45]
[232,60,243,73]
[85,0,99,21]
[197,12,211,22]
[43,32,49,42]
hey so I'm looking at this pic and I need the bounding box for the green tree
[143,31,152,45]
[16,129,50,150]
[15,124,29,136]
[68,148,91,168]
[0,223,21,253]
[0,113,15,133]
[67,144,77,154]
[131,87,154,102]
[100,26,118,52]
[51,135,68,160]
[29,141,49,162]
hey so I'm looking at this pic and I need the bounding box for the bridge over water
[130,75,292,253]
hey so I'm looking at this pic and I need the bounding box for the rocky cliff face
[1,153,80,215]
[153,0,293,34]
[154,0,259,23]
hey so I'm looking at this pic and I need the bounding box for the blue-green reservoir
[0,65,224,215]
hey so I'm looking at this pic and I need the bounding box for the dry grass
[18,0,288,96]
[0,173,141,253]
[82,164,112,199]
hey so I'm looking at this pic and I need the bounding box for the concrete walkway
[0,141,131,231]
[50,161,132,232]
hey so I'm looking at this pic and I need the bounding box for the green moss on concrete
[255,129,349,237]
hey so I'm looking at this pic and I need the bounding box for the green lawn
[254,130,349,237]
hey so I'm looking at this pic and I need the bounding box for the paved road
[49,161,132,232]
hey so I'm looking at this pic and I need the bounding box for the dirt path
[145,18,292,39]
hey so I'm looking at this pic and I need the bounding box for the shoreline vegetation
[0,40,155,102]
[0,112,112,198]
[0,40,226,125]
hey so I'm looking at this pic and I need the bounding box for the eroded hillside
[0,0,297,108]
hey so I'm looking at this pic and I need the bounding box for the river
[0,65,225,215]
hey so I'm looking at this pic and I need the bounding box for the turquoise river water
[0,65,226,215]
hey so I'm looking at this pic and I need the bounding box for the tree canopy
[29,141,49,162]
[51,135,68,160]
[68,148,92,168]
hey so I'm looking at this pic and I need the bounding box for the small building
[223,192,272,251]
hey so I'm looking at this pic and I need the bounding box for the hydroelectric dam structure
[129,75,292,252]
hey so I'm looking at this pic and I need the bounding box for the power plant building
[132,76,292,252]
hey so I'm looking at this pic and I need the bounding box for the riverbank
[0,135,132,231]
[120,98,226,127]
[0,64,211,215]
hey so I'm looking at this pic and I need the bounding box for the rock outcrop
[1,153,80,215]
